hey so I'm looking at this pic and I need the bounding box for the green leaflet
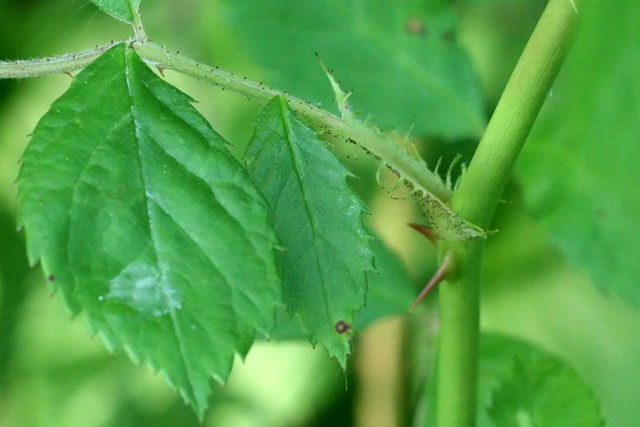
[89,0,140,23]
[245,96,374,367]
[17,43,281,419]
[519,0,640,307]
[479,334,602,427]
[222,0,486,138]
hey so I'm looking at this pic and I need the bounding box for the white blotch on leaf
[108,259,182,316]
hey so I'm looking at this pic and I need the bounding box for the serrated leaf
[270,237,416,340]
[89,0,140,23]
[479,334,602,427]
[245,96,374,367]
[222,0,485,138]
[17,43,281,418]
[518,0,640,306]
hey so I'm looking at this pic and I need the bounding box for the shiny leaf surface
[17,44,281,418]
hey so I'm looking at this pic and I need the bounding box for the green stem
[433,0,581,426]
[130,3,147,41]
[0,43,119,79]
[133,42,451,201]
[0,40,451,202]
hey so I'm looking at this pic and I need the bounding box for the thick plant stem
[433,0,581,426]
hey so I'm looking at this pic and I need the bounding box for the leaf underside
[245,96,374,367]
[17,43,281,419]
[89,0,140,23]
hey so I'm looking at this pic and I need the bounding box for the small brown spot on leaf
[335,320,351,334]
[48,274,55,282]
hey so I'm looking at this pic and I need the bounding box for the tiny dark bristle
[48,274,55,282]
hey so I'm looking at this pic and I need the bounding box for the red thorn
[409,251,455,313]
[408,223,438,246]
[156,66,165,76]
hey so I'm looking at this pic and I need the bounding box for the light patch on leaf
[107,252,182,317]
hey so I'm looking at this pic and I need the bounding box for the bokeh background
[1,0,639,426]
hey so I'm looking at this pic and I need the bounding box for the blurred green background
[1,0,639,426]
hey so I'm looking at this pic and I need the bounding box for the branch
[133,42,452,201]
[0,42,120,79]
[0,40,452,203]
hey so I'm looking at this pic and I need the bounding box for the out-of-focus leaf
[245,96,374,367]
[518,0,640,306]
[17,44,280,418]
[356,238,416,328]
[0,209,31,387]
[223,0,486,138]
[89,0,140,23]
[424,333,602,426]
[479,334,602,427]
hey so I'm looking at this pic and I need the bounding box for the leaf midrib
[277,97,335,336]
[130,71,267,322]
[124,51,201,402]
